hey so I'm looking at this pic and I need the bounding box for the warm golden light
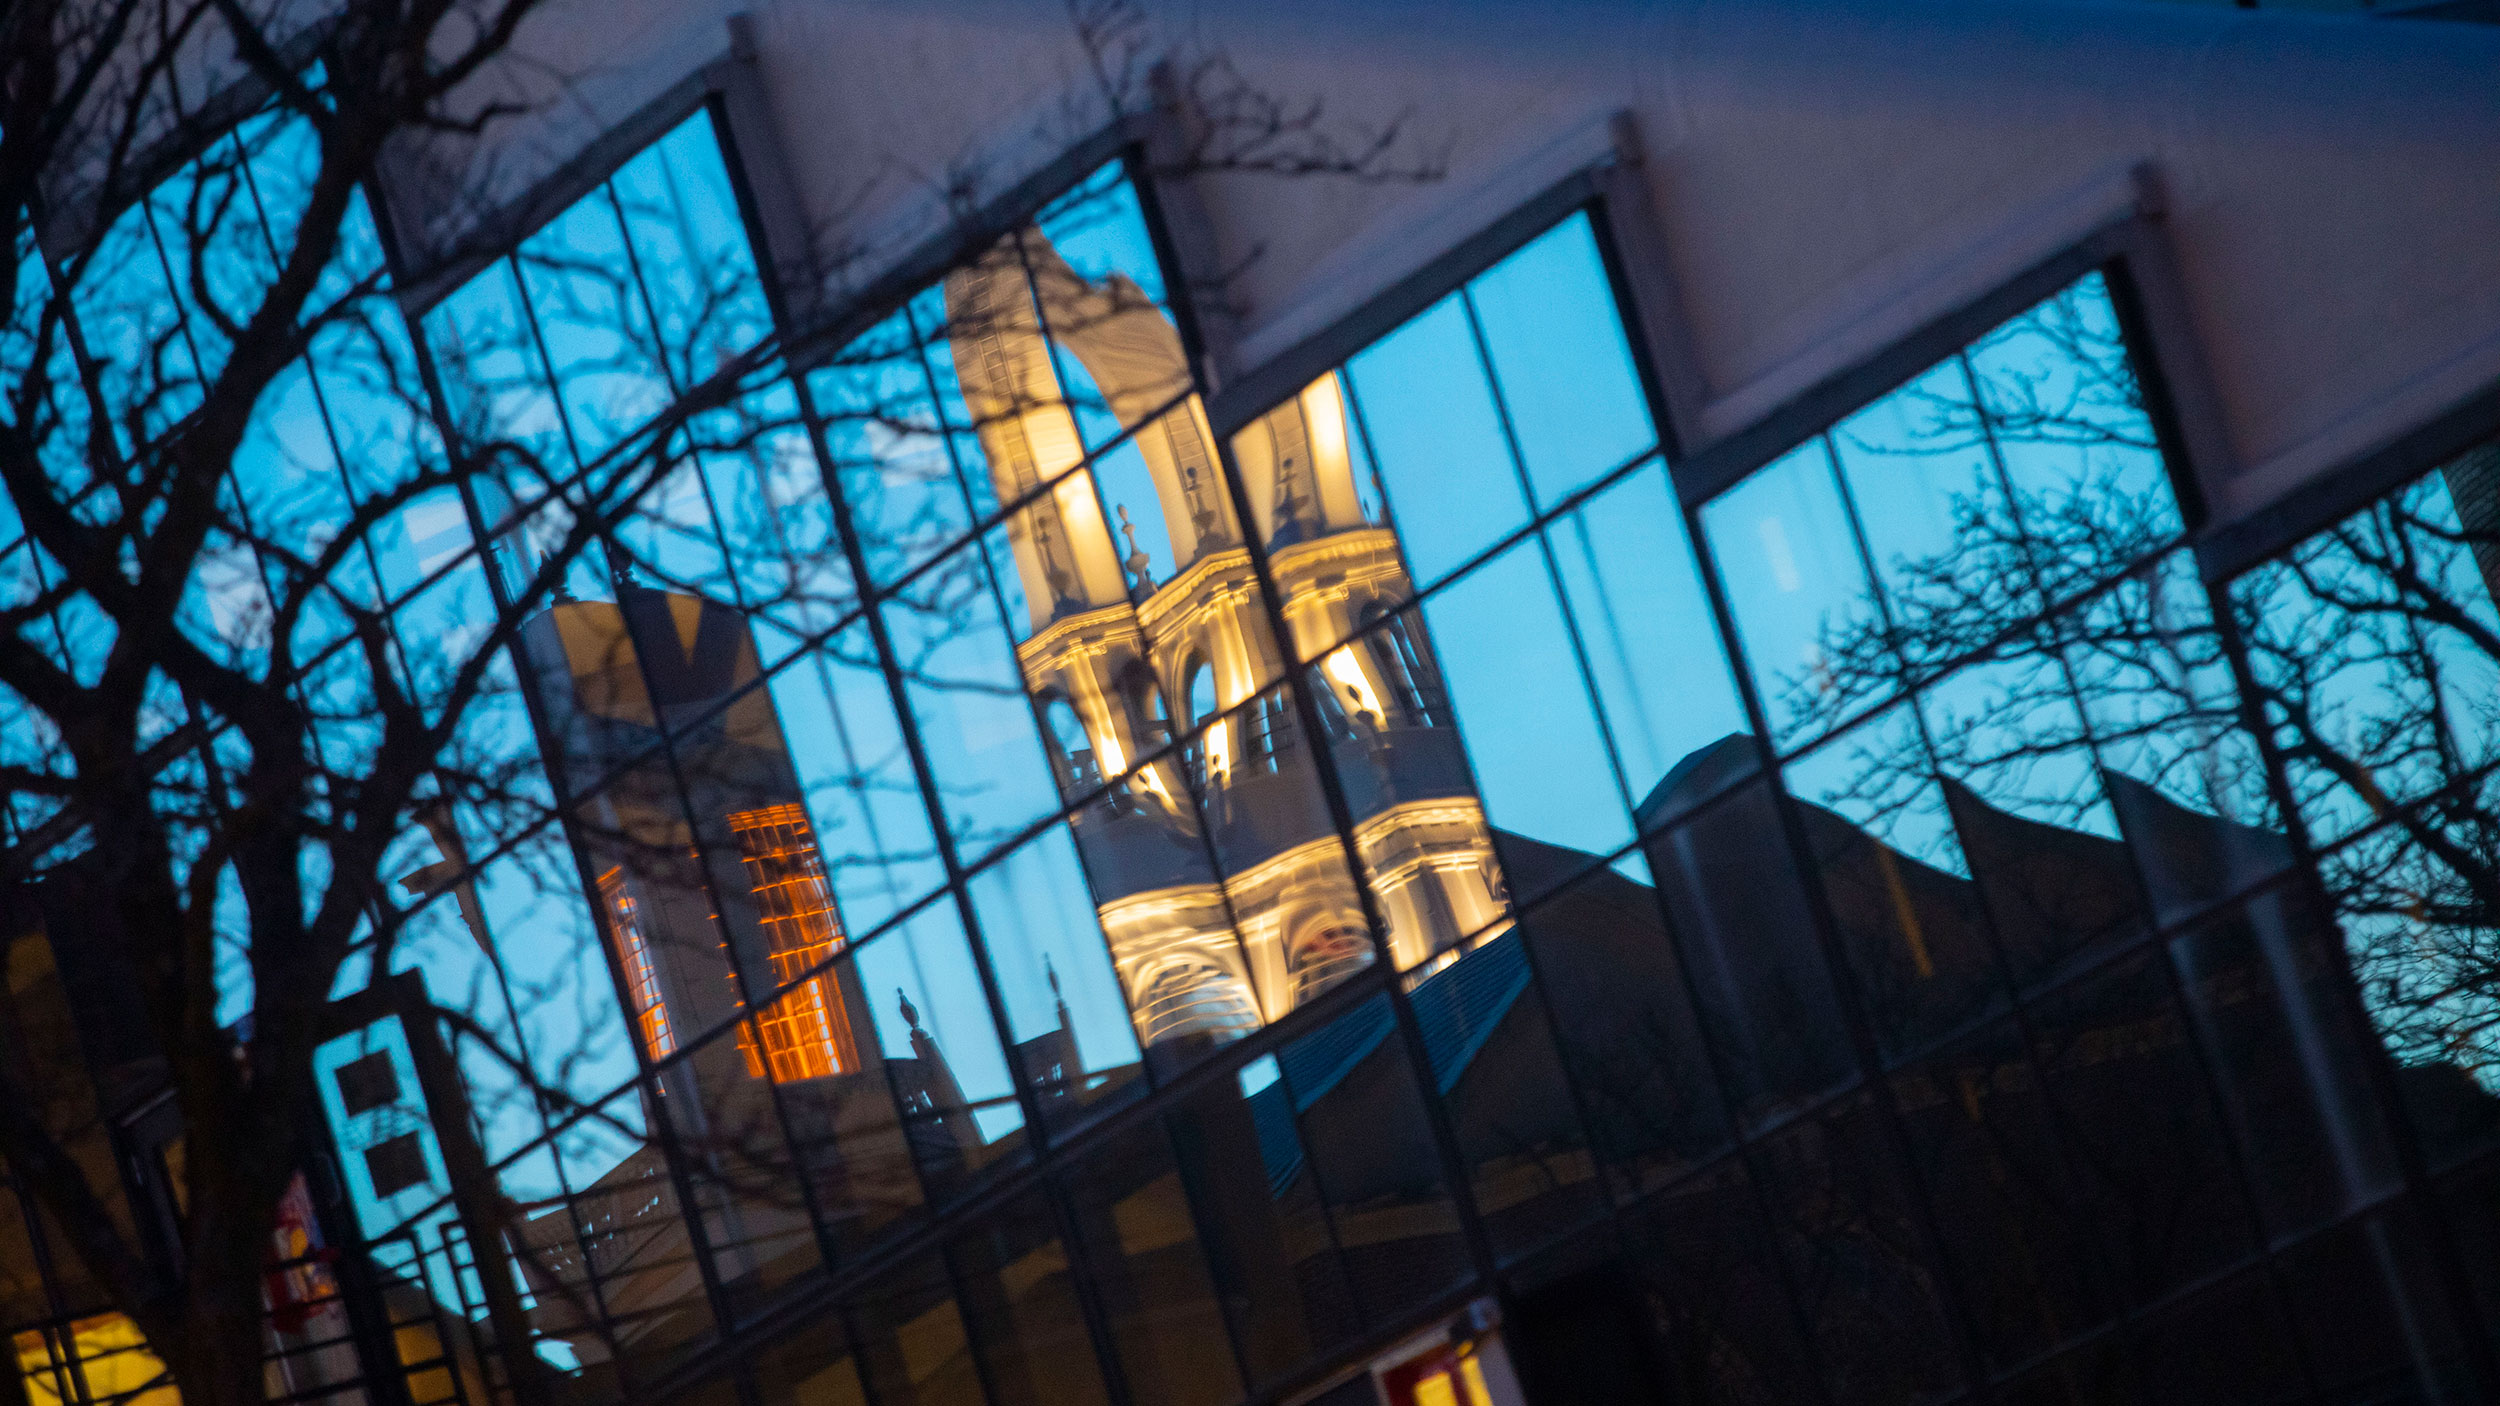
[728,804,857,1082]
[13,1317,176,1406]
[1325,646,1386,722]
[598,867,676,1061]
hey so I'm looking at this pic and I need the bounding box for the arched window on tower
[1288,920,1374,1005]
[1183,654,1218,728]
[1038,690,1100,795]
[1135,963,1261,1049]
[1180,652,1219,792]
[1360,601,1445,728]
[1243,688,1298,775]
[1122,661,1172,752]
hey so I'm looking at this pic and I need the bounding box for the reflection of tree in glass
[0,0,1452,1399]
[1783,278,2500,1099]
[2236,456,2500,1091]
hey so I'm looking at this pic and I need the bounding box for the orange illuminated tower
[727,803,860,1082]
[523,585,880,1091]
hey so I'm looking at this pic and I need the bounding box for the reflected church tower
[942,227,1505,1066]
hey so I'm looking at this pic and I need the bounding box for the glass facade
[5,66,2500,1406]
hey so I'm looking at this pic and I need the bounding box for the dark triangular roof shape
[1634,732,1761,833]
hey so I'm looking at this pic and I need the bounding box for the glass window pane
[1300,617,1508,970]
[1465,213,1654,508]
[758,939,930,1256]
[1963,272,2181,565]
[1887,1017,2098,1371]
[1418,539,1635,884]
[843,1253,987,1406]
[73,197,199,443]
[948,1190,1112,1406]
[1060,1123,1245,1406]
[1638,757,1857,1121]
[2306,818,2500,1173]
[940,237,1091,509]
[2064,551,2285,924]
[1056,701,1267,1077]
[616,452,734,599]
[423,260,568,502]
[612,110,770,380]
[850,905,1028,1192]
[231,355,350,564]
[751,1314,871,1406]
[1513,855,1732,1196]
[2232,464,2500,848]
[313,319,437,515]
[1829,358,2038,677]
[1022,209,1189,455]
[1229,373,1398,656]
[811,310,972,585]
[1343,296,1532,587]
[647,1023,824,1324]
[2169,882,2405,1231]
[1784,703,2005,1058]
[450,830,638,1117]
[2024,951,2255,1309]
[696,385,857,649]
[1618,1161,1824,1405]
[389,553,496,716]
[516,191,669,467]
[1163,1062,1360,1388]
[1406,935,1604,1258]
[532,1086,709,1388]
[1751,1093,1967,1403]
[965,827,1147,1135]
[1920,657,2147,991]
[767,627,946,933]
[1034,162,1168,310]
[1274,993,1472,1321]
[1547,462,1745,806]
[1188,683,1370,1022]
[880,534,1063,863]
[1702,439,1888,751]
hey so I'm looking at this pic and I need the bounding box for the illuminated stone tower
[523,587,868,1082]
[942,228,1506,1067]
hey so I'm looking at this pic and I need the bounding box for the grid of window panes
[0,89,486,1406]
[404,130,2500,1403]
[11,73,2500,1406]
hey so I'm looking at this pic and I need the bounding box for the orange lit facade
[598,867,678,1062]
[727,804,858,1082]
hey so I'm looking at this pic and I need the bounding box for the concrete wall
[427,0,2500,528]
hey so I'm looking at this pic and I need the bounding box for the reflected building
[9,6,2500,1401]
[942,231,1507,1073]
[515,586,997,1373]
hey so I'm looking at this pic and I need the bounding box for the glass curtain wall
[14,71,2500,1406]
[2,87,460,1406]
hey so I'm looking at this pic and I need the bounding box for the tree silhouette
[0,3,1448,1401]
[1760,275,2500,1111]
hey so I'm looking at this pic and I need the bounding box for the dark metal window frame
[2198,375,2500,580]
[1663,202,2223,523]
[281,73,2500,1405]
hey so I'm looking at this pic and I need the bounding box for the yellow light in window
[727,804,857,1081]
[1203,717,1231,780]
[1324,646,1385,721]
[1302,373,1351,477]
[1411,1369,1459,1406]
